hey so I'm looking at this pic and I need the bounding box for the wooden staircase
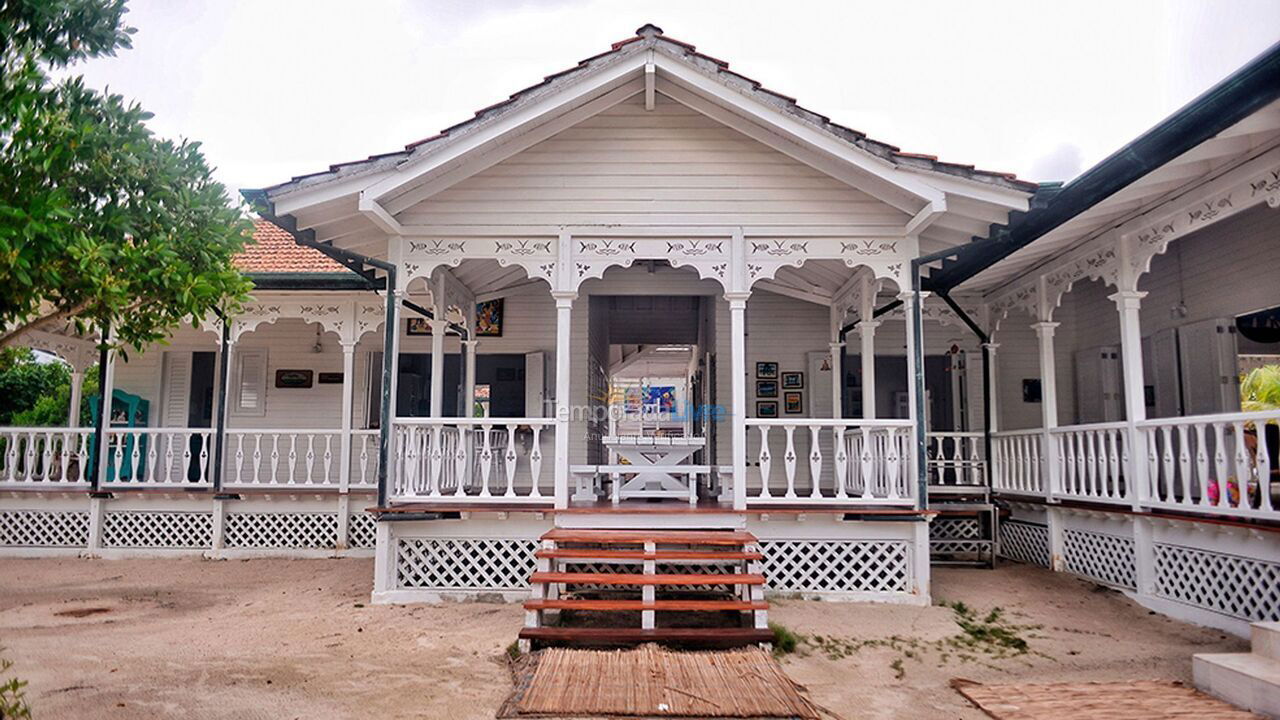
[519,527,773,649]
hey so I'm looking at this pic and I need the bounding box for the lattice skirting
[931,518,987,556]
[396,537,538,590]
[760,540,910,594]
[1062,528,1136,590]
[0,510,90,547]
[347,512,376,549]
[103,511,214,549]
[1153,544,1280,622]
[998,520,1050,568]
[225,512,338,549]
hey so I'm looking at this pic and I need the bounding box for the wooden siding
[400,94,909,232]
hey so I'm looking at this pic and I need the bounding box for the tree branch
[0,301,94,349]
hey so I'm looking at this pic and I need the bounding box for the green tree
[0,0,252,352]
[1241,365,1280,412]
[0,348,70,425]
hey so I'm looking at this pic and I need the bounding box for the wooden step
[524,598,768,612]
[543,528,756,545]
[518,626,775,645]
[535,548,763,561]
[530,571,764,586]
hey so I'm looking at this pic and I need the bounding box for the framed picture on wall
[756,401,778,418]
[784,391,803,414]
[781,371,804,389]
[275,369,314,389]
[476,298,504,337]
[756,361,778,379]
[756,380,778,398]
[407,317,432,335]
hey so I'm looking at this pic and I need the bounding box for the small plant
[769,622,802,656]
[505,641,522,661]
[0,652,32,720]
[889,657,905,680]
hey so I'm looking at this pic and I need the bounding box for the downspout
[935,292,993,490]
[89,320,110,494]
[211,311,231,494]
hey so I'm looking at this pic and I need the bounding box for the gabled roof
[234,220,349,275]
[257,24,1035,202]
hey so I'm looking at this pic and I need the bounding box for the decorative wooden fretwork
[1062,528,1136,590]
[346,512,376,549]
[1153,544,1280,622]
[0,510,90,547]
[102,511,213,549]
[396,538,537,590]
[998,520,1050,568]
[224,512,338,549]
[759,540,909,594]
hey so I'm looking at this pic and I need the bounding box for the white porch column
[552,293,575,509]
[858,320,879,419]
[829,305,843,419]
[727,293,750,511]
[462,339,478,418]
[1110,289,1149,507]
[338,341,357,492]
[428,319,447,417]
[67,370,85,428]
[900,291,926,504]
[94,339,116,487]
[1033,321,1061,500]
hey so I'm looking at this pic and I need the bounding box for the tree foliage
[1241,364,1280,413]
[0,0,252,351]
[0,347,70,425]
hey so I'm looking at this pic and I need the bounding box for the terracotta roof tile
[233,220,349,274]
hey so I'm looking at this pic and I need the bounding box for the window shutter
[233,349,268,416]
[161,352,192,427]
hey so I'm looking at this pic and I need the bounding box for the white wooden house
[2,25,1278,642]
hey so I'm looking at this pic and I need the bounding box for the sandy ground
[0,557,1247,720]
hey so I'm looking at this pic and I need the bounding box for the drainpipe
[211,311,231,494]
[90,320,111,494]
[935,292,993,490]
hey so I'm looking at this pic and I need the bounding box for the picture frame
[756,380,778,398]
[406,317,432,335]
[274,369,314,389]
[475,298,504,337]
[756,401,778,418]
[783,391,803,414]
[756,361,778,379]
[781,371,804,389]
[317,372,344,384]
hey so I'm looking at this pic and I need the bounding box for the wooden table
[601,436,707,504]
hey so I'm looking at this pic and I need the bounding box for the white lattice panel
[225,513,338,549]
[557,561,739,592]
[760,540,909,594]
[999,521,1050,568]
[102,511,213,549]
[931,518,982,540]
[347,512,376,549]
[0,510,90,547]
[1063,528,1135,590]
[1154,544,1280,622]
[397,538,536,590]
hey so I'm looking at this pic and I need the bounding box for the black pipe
[378,266,396,507]
[838,299,905,341]
[89,321,110,492]
[211,312,231,493]
[935,291,994,489]
[401,298,469,339]
[909,269,928,509]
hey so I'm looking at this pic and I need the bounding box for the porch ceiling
[955,96,1280,298]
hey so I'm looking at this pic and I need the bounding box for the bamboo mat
[951,679,1262,719]
[508,644,821,719]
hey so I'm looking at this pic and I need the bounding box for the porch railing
[392,418,554,503]
[926,431,985,488]
[1139,410,1278,520]
[989,410,1280,522]
[991,429,1044,496]
[101,427,215,488]
[745,419,916,505]
[0,427,94,488]
[223,429,380,490]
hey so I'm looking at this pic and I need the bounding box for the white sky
[70,0,1280,197]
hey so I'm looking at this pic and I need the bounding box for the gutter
[925,39,1280,292]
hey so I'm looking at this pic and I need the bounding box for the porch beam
[394,224,907,238]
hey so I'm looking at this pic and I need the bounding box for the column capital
[1108,289,1147,310]
[828,341,845,350]
[1032,321,1060,338]
[551,291,577,307]
[461,338,480,350]
[897,290,931,303]
[981,342,999,351]
[339,340,358,352]
[857,319,881,334]
[723,291,751,307]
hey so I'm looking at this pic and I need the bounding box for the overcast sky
[69,0,1280,198]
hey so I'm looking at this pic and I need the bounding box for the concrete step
[1253,621,1280,662]
[1193,651,1280,718]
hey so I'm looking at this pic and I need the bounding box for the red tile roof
[233,220,349,274]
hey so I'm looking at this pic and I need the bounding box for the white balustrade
[991,430,1044,496]
[926,431,985,487]
[0,427,94,487]
[1139,410,1278,520]
[224,429,350,489]
[1052,422,1129,504]
[746,419,916,505]
[101,427,214,487]
[392,418,552,502]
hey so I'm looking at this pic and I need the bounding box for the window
[232,348,267,416]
